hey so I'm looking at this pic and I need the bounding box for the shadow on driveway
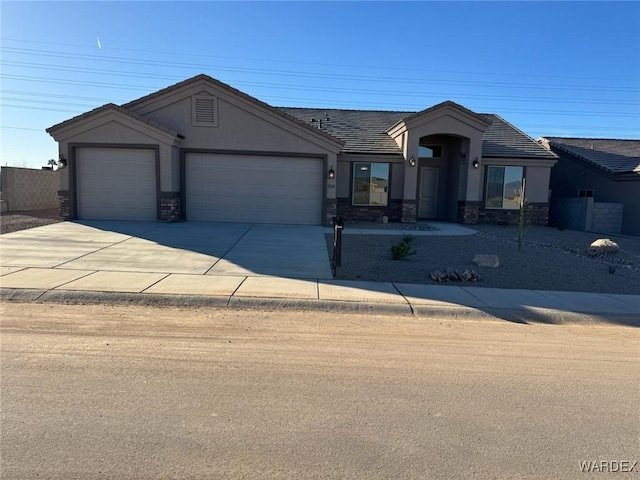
[0,220,334,279]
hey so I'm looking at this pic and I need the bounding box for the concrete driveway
[0,221,333,279]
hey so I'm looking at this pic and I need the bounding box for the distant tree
[47,159,58,170]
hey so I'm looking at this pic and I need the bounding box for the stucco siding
[130,92,337,155]
[524,167,551,203]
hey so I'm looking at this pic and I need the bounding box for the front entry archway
[416,135,468,222]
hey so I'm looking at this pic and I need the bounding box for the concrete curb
[2,288,639,327]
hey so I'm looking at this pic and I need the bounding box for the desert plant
[391,239,415,260]
[516,178,543,252]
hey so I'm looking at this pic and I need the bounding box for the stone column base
[324,199,337,226]
[58,190,71,220]
[160,192,181,222]
[400,200,417,223]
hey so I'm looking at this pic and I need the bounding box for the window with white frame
[485,166,524,209]
[353,162,390,206]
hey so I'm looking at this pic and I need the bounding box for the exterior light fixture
[408,156,416,167]
[472,157,480,169]
[58,154,67,169]
[328,167,335,180]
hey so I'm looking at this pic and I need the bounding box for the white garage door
[76,147,157,221]
[186,153,323,224]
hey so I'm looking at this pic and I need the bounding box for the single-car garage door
[186,153,323,224]
[76,147,157,221]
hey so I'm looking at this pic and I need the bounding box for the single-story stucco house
[538,137,640,237]
[46,74,558,226]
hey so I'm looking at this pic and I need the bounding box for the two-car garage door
[185,153,323,225]
[76,147,157,221]
[74,149,323,225]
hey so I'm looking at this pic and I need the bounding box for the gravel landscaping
[0,209,63,234]
[326,223,640,295]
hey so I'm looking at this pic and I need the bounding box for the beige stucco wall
[128,85,340,157]
[0,167,60,211]
[523,166,551,203]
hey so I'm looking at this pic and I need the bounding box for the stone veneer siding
[324,199,337,225]
[457,201,549,226]
[160,192,181,222]
[336,198,403,222]
[58,190,71,220]
[400,200,417,223]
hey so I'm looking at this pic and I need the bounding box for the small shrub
[391,240,415,260]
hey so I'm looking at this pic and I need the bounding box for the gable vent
[192,95,218,127]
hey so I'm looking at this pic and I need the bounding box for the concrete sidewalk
[2,267,639,326]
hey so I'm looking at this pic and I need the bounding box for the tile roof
[279,108,557,160]
[542,137,640,175]
[278,108,408,154]
[481,115,557,159]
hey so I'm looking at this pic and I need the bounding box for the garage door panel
[186,154,323,225]
[77,148,157,221]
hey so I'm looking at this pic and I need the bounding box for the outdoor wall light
[58,154,67,169]
[408,156,416,167]
[328,167,335,180]
[472,157,480,169]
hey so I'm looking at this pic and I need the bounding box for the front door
[418,167,439,219]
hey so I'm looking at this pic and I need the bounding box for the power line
[2,36,638,83]
[2,63,638,107]
[0,125,46,132]
[2,75,638,118]
[2,46,638,93]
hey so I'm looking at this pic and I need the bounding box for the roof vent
[192,95,218,127]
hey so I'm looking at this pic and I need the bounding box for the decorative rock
[430,269,480,283]
[473,254,500,268]
[588,238,619,256]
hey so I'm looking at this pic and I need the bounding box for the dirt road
[2,303,639,479]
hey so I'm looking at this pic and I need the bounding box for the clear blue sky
[1,1,639,168]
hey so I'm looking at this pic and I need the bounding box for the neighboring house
[539,137,640,237]
[46,74,557,226]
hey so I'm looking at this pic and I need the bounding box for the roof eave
[46,104,182,144]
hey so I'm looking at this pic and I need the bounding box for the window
[419,145,442,158]
[353,162,389,206]
[191,95,218,127]
[485,166,524,209]
[578,189,594,198]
